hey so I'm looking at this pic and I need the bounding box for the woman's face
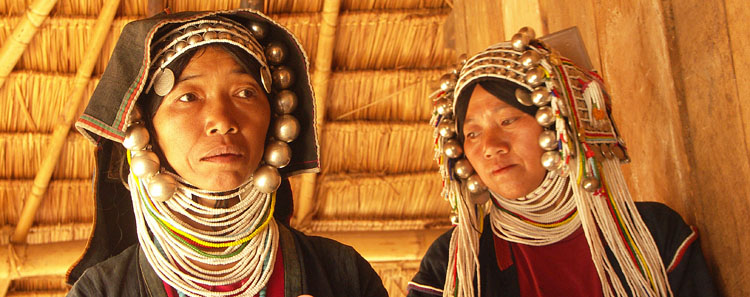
[152,46,270,191]
[462,85,547,199]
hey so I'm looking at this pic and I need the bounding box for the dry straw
[322,121,436,174]
[0,17,134,74]
[328,69,442,121]
[0,133,95,179]
[316,172,447,219]
[308,218,449,232]
[0,72,98,132]
[0,179,93,225]
[334,9,454,70]
[371,260,422,297]
[0,222,91,245]
[344,0,447,11]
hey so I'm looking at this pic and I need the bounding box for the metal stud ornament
[538,130,558,151]
[264,140,292,168]
[274,114,300,143]
[123,124,150,151]
[274,90,298,114]
[536,106,555,127]
[272,66,295,89]
[466,174,487,194]
[438,119,456,138]
[148,173,177,202]
[130,150,160,179]
[582,177,600,192]
[265,42,287,65]
[454,158,474,179]
[248,21,268,40]
[443,139,463,159]
[252,165,282,194]
[541,151,562,171]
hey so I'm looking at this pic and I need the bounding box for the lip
[200,145,245,163]
[491,164,516,175]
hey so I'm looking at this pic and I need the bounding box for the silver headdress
[430,27,672,297]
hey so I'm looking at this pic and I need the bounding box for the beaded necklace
[128,152,278,296]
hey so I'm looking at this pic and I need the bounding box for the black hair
[454,79,538,143]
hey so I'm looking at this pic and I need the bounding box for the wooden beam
[11,0,120,244]
[292,0,341,230]
[312,228,449,262]
[0,278,9,297]
[0,0,58,90]
[7,291,67,297]
[0,241,87,279]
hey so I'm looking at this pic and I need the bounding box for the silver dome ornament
[450,213,459,225]
[439,73,457,92]
[130,150,160,179]
[187,34,203,45]
[540,151,563,171]
[147,173,177,202]
[518,26,536,39]
[264,140,292,168]
[248,21,268,40]
[535,106,555,127]
[203,31,217,40]
[531,88,550,106]
[582,176,601,192]
[253,165,281,193]
[274,114,300,143]
[525,67,545,87]
[123,124,150,151]
[265,42,287,65]
[515,88,534,106]
[520,50,541,69]
[466,174,487,194]
[272,66,295,89]
[435,98,453,116]
[437,119,456,138]
[454,158,474,179]
[443,139,463,159]
[511,32,531,51]
[274,90,298,114]
[174,40,188,52]
[538,130,558,151]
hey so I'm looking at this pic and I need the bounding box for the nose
[204,96,239,135]
[482,130,509,159]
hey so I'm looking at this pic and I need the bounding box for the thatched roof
[0,0,455,296]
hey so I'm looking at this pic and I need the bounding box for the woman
[407,28,717,297]
[66,10,387,297]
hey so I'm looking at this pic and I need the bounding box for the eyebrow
[464,105,513,125]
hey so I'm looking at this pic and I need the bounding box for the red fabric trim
[667,226,698,273]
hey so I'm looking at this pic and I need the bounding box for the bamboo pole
[292,0,341,229]
[0,241,87,279]
[7,291,67,297]
[0,278,9,297]
[0,0,58,90]
[11,0,121,244]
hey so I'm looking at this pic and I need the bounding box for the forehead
[465,84,516,116]
[181,46,247,74]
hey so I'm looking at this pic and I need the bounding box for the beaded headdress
[430,27,672,297]
[70,10,320,295]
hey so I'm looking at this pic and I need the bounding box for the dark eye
[177,93,198,102]
[501,117,519,126]
[236,88,258,99]
[465,131,479,140]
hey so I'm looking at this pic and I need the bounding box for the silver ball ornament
[265,42,287,65]
[538,130,558,151]
[272,66,295,89]
[435,98,452,116]
[248,21,268,40]
[123,124,150,151]
[130,150,160,179]
[437,119,456,138]
[264,140,292,168]
[511,32,530,51]
[518,26,536,39]
[466,174,487,194]
[582,177,601,192]
[458,53,468,65]
[536,106,555,127]
[525,67,545,87]
[531,88,550,106]
[253,165,281,193]
[520,50,541,68]
[443,139,463,159]
[274,90,298,114]
[274,114,300,143]
[439,73,457,92]
[450,213,459,225]
[541,151,563,171]
[147,173,176,202]
[515,89,534,106]
[454,158,474,179]
[187,34,202,45]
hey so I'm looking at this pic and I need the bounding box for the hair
[454,78,538,144]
